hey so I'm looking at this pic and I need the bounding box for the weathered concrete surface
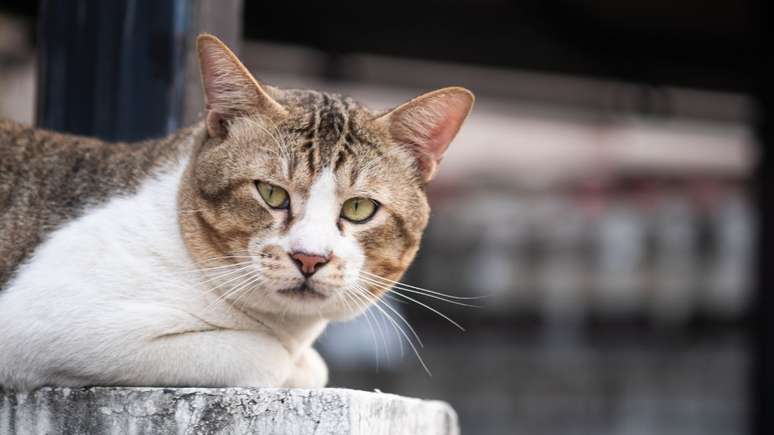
[0,387,458,435]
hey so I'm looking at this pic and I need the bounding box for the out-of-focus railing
[412,177,753,328]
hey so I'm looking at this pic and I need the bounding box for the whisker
[359,275,481,308]
[169,261,254,276]
[200,266,257,297]
[194,265,256,289]
[383,293,409,305]
[347,287,390,364]
[353,286,431,376]
[206,273,262,312]
[199,255,265,263]
[378,298,406,358]
[388,287,466,332]
[361,271,487,300]
[352,284,423,348]
[346,285,402,358]
[230,275,266,310]
[342,287,381,368]
[152,263,253,290]
[360,276,481,308]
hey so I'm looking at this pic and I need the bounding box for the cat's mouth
[277,284,326,299]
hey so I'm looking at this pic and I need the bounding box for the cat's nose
[290,252,330,277]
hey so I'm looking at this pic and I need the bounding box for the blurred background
[0,1,768,434]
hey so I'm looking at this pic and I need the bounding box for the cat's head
[179,34,473,319]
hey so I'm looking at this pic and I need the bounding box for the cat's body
[0,120,196,288]
[0,35,473,390]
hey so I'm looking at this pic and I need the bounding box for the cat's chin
[277,284,327,300]
[257,287,372,321]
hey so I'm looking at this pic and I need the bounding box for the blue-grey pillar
[36,0,192,142]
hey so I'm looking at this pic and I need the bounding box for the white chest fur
[0,158,327,390]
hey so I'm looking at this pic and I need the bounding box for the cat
[0,34,473,390]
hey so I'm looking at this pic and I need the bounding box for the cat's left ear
[197,34,287,137]
[375,87,474,182]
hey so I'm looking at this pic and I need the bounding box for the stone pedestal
[0,387,458,435]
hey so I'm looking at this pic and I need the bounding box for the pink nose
[290,252,330,277]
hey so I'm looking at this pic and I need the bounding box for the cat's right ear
[374,87,474,182]
[197,34,287,137]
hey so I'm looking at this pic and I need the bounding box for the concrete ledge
[0,387,458,435]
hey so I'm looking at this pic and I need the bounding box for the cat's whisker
[199,255,265,263]
[346,286,389,364]
[164,257,260,276]
[172,265,254,292]
[200,266,258,297]
[379,297,406,358]
[233,270,271,313]
[352,284,431,376]
[360,276,466,331]
[197,250,269,262]
[341,286,381,367]
[388,288,466,332]
[205,272,262,312]
[352,283,423,348]
[382,293,409,305]
[234,284,257,313]
[152,263,252,290]
[200,263,255,284]
[229,275,267,311]
[350,285,407,363]
[370,302,394,362]
[202,275,256,308]
[359,275,480,308]
[361,271,487,301]
[168,261,254,276]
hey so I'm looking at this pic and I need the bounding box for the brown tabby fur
[178,89,431,297]
[0,120,197,287]
[0,34,473,305]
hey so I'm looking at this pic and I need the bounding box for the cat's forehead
[278,89,371,140]
[278,91,412,182]
[226,89,418,194]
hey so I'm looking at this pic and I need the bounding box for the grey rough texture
[0,387,458,435]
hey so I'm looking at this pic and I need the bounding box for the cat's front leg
[0,326,294,390]
[121,329,297,388]
[282,347,328,388]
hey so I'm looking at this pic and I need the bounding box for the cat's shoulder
[0,118,203,173]
[0,118,113,167]
[0,119,203,288]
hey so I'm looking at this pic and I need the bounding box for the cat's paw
[282,347,328,388]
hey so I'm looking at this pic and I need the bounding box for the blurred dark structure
[35,0,192,142]
[752,2,772,435]
[244,0,754,94]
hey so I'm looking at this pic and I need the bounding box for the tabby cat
[0,34,473,390]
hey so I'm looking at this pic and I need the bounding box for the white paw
[283,347,328,388]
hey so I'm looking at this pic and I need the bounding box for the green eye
[341,197,379,223]
[256,181,289,209]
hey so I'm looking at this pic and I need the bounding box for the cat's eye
[341,197,379,223]
[256,181,290,209]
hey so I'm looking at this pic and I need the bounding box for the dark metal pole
[36,0,192,142]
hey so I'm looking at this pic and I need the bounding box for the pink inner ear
[423,98,471,162]
[392,90,473,180]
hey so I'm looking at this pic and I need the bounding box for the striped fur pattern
[0,34,473,390]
